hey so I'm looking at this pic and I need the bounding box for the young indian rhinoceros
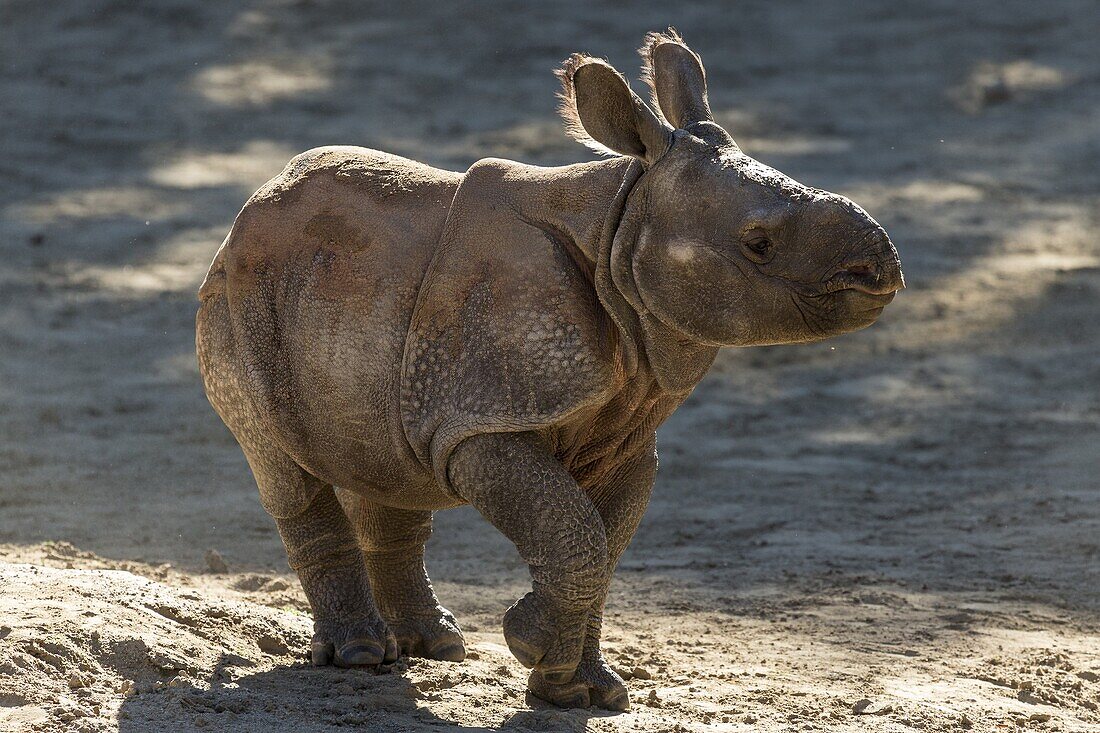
[196,30,903,711]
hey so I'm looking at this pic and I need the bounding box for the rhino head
[558,30,904,350]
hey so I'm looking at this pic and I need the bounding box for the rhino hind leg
[338,492,465,662]
[268,481,398,667]
[198,295,397,667]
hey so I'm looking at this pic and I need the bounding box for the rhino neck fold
[508,156,718,396]
[599,163,719,394]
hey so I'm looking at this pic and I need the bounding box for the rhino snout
[829,239,905,297]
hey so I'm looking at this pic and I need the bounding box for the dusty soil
[2,1,1099,731]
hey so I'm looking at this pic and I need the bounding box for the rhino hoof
[388,606,466,662]
[502,592,585,681]
[311,617,398,667]
[527,663,630,711]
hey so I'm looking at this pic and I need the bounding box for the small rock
[1029,713,1052,723]
[612,665,633,680]
[959,713,973,729]
[1077,671,1099,682]
[631,665,652,680]
[645,689,661,708]
[257,634,288,656]
[1017,689,1043,705]
[853,695,888,713]
[852,699,893,716]
[204,549,228,574]
[465,650,480,660]
[67,673,85,689]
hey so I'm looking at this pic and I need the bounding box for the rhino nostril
[828,259,903,296]
[840,262,876,277]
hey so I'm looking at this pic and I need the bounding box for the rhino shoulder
[401,157,624,488]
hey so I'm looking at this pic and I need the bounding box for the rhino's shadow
[115,652,602,732]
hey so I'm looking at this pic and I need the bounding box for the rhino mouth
[824,272,901,297]
[794,279,898,307]
[846,289,896,309]
[833,286,895,314]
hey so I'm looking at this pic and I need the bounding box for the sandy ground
[2,1,1100,731]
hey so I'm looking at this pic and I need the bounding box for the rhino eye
[746,236,770,254]
[740,228,773,261]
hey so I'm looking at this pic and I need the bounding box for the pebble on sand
[851,699,893,715]
[204,549,229,574]
[257,634,289,656]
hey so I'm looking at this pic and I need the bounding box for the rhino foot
[526,651,629,711]
[502,591,587,684]
[310,616,399,667]
[387,605,466,662]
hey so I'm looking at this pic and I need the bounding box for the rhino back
[203,146,462,505]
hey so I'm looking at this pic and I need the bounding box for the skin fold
[195,29,904,711]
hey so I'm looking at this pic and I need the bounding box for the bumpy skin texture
[196,30,903,711]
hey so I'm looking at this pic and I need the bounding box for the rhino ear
[640,29,734,147]
[557,54,672,166]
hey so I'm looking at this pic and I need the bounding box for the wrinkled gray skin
[196,30,903,712]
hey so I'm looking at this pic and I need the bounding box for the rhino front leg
[449,432,610,685]
[338,493,465,661]
[268,478,399,667]
[528,442,657,711]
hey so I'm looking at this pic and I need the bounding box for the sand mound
[1,563,305,731]
[0,562,603,732]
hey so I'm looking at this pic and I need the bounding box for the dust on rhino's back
[200,146,463,505]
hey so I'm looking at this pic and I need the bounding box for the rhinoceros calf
[196,30,903,710]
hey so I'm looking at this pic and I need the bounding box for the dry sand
[1,1,1099,731]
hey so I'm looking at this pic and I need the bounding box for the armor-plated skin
[196,30,903,711]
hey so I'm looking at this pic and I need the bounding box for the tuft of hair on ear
[555,53,624,157]
[638,27,703,125]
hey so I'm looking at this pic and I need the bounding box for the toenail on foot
[311,641,334,666]
[337,642,384,666]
